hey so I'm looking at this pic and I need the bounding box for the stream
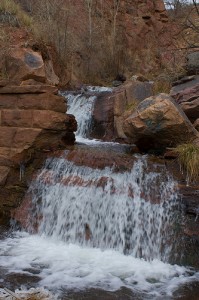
[0,87,199,299]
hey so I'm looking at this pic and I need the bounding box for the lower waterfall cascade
[0,87,199,299]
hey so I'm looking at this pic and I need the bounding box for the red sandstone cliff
[0,26,77,224]
[16,0,176,85]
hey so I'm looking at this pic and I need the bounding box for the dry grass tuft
[153,80,172,95]
[0,0,32,28]
[175,143,199,183]
[126,101,138,112]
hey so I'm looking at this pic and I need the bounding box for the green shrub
[175,143,199,182]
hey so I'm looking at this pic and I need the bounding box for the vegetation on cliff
[0,0,32,27]
[0,0,198,86]
[175,142,199,182]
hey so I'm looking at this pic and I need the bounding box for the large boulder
[5,47,59,85]
[123,93,199,152]
[91,80,153,141]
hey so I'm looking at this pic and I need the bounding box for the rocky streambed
[0,83,198,299]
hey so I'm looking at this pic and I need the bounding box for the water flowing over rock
[25,155,178,261]
[64,81,153,142]
[123,93,199,152]
[1,84,199,298]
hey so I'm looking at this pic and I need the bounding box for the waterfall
[28,155,177,262]
[0,86,198,298]
[60,86,112,141]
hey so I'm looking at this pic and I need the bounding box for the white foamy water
[0,231,197,297]
[60,86,112,142]
[28,156,177,261]
[66,93,96,137]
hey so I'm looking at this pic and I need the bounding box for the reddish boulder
[5,48,59,85]
[180,97,199,122]
[91,80,153,141]
[123,93,199,152]
[171,79,199,122]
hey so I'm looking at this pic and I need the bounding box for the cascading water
[0,87,199,299]
[60,86,112,143]
[28,156,177,262]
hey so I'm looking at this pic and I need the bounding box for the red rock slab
[0,94,18,109]
[0,85,58,94]
[0,155,14,167]
[1,109,33,128]
[17,93,66,113]
[0,80,9,87]
[0,166,10,186]
[171,82,199,104]
[13,128,42,149]
[0,147,11,157]
[180,97,199,122]
[0,127,17,147]
[32,110,67,130]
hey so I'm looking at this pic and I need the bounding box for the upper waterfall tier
[60,87,112,141]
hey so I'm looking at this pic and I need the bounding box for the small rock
[172,75,195,86]
[112,80,123,87]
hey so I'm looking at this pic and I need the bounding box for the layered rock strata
[171,76,199,123]
[0,83,76,224]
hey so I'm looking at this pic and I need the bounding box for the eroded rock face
[91,80,153,141]
[123,93,199,152]
[194,119,199,131]
[171,79,199,123]
[0,84,76,224]
[186,51,199,75]
[52,0,174,83]
[0,26,78,224]
[0,25,59,86]
[5,48,59,86]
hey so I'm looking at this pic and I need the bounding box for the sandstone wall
[0,82,76,224]
[0,33,77,224]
